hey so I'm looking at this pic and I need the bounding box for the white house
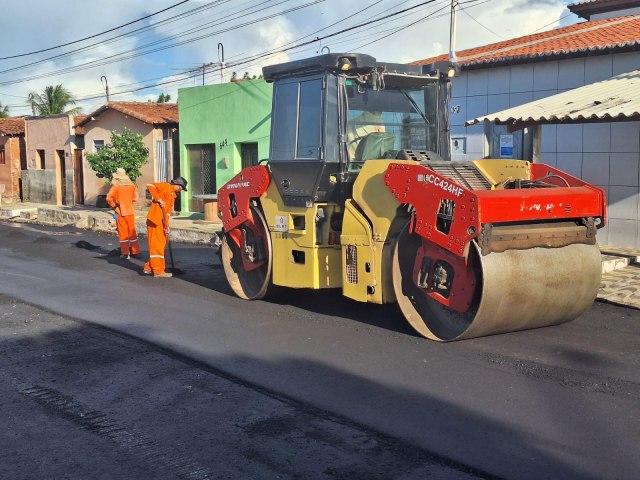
[415,0,640,248]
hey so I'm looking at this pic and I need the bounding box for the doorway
[186,144,216,212]
[73,149,84,205]
[56,149,67,206]
[241,143,259,169]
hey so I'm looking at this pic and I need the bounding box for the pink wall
[25,115,76,170]
[0,136,23,203]
[82,109,161,206]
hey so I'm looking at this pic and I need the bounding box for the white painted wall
[455,51,640,248]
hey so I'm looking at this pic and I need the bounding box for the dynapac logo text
[226,181,250,189]
[419,174,464,197]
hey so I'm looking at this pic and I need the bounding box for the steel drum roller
[393,224,602,342]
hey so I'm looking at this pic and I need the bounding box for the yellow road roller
[217,53,606,341]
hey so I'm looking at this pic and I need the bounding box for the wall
[82,109,157,206]
[22,169,56,203]
[178,80,273,212]
[454,51,640,248]
[0,136,24,203]
[24,115,81,206]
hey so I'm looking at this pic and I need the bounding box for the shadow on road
[75,234,418,337]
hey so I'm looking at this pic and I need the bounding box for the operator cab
[263,53,453,207]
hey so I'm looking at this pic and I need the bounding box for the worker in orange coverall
[106,168,140,259]
[143,176,188,278]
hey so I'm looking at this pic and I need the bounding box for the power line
[82,0,444,102]
[0,0,192,60]
[0,0,307,84]
[3,0,457,108]
[529,12,574,34]
[460,4,506,40]
[0,0,234,75]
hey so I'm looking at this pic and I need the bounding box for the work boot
[130,253,141,259]
[120,254,130,259]
[154,272,173,278]
[143,269,152,275]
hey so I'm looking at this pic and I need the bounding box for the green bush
[86,128,149,182]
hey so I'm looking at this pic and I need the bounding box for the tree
[156,93,171,103]
[86,128,149,182]
[27,84,81,116]
[0,102,8,118]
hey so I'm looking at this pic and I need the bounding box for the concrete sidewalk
[0,202,221,246]
[1,201,639,311]
[599,246,640,310]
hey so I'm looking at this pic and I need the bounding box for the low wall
[22,170,56,204]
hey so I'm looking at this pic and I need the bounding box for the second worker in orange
[143,176,188,278]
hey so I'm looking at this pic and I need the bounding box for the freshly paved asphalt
[0,221,638,479]
[1,298,474,479]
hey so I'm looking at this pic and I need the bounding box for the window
[271,77,324,161]
[0,146,5,165]
[36,149,45,169]
[271,82,298,161]
[93,140,105,153]
[297,79,322,158]
[346,83,438,164]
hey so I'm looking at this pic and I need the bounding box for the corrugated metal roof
[465,69,640,128]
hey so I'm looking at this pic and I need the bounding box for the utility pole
[101,76,110,103]
[449,0,458,63]
[218,43,225,83]
[202,64,206,86]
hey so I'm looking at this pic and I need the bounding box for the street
[0,221,639,479]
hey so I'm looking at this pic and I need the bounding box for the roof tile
[73,115,88,135]
[76,101,178,127]
[0,117,25,136]
[415,15,640,68]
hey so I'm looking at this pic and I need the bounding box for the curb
[1,205,220,246]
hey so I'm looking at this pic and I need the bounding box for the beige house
[23,115,85,206]
[0,118,26,204]
[75,102,179,206]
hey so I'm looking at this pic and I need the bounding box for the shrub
[86,128,149,182]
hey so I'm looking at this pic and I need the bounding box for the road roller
[217,53,607,341]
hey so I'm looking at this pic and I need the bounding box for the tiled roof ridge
[456,15,633,62]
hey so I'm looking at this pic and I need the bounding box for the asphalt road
[0,220,638,479]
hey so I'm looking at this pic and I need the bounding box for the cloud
[0,0,577,116]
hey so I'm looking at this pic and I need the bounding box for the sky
[0,0,580,116]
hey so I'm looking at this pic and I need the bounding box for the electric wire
[0,0,248,76]
[4,0,528,112]
[0,0,192,60]
[0,0,315,85]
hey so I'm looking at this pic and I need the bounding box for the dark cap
[171,176,188,191]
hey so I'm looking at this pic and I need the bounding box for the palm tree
[0,102,9,118]
[27,84,81,116]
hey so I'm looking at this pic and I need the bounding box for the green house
[178,79,273,213]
